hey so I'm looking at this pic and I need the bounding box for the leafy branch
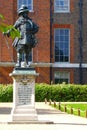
[0,14,20,39]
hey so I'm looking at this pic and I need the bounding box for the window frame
[54,28,70,63]
[54,0,70,13]
[54,71,70,84]
[17,0,33,12]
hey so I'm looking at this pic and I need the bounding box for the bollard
[64,104,67,112]
[86,110,87,118]
[71,107,73,114]
[45,98,47,104]
[54,101,56,107]
[49,99,52,105]
[78,108,80,116]
[58,102,61,110]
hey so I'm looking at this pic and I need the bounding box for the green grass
[64,104,87,111]
[52,103,87,118]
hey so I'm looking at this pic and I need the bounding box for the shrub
[0,83,87,102]
[35,83,87,102]
[0,84,13,102]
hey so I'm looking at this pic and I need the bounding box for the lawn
[64,103,87,111]
[52,103,87,118]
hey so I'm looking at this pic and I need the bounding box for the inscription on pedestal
[17,83,32,105]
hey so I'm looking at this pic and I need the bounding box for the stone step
[12,114,38,121]
[13,108,37,114]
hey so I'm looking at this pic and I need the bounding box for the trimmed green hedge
[35,83,87,102]
[0,84,13,102]
[0,83,87,102]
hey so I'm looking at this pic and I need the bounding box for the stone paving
[0,102,87,130]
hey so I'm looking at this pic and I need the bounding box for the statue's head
[18,5,29,16]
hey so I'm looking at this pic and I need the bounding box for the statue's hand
[3,31,10,37]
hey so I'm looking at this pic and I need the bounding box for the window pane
[28,0,31,4]
[65,36,69,42]
[55,36,60,41]
[65,56,68,62]
[55,56,59,62]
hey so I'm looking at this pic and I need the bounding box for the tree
[0,14,20,39]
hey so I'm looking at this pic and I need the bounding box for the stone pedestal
[10,68,38,122]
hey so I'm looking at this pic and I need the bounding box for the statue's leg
[26,53,29,65]
[25,46,31,66]
[23,52,28,65]
[16,52,20,67]
[16,52,22,67]
[16,45,22,67]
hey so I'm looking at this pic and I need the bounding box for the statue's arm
[31,22,39,34]
[13,19,21,29]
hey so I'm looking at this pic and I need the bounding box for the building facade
[0,0,87,84]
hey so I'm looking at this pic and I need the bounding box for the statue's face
[19,12,28,17]
[22,12,28,17]
[19,11,28,17]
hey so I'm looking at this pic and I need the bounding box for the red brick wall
[36,67,50,84]
[70,0,74,12]
[31,0,51,83]
[0,67,13,84]
[1,0,86,84]
[0,0,50,63]
[0,0,14,62]
[32,0,50,63]
[0,0,51,84]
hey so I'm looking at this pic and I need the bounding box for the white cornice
[32,62,87,68]
[52,63,87,68]
[0,62,87,68]
[0,62,15,67]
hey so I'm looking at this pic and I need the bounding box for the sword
[3,34,14,62]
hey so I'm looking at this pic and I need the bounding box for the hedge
[0,84,13,102]
[0,83,87,102]
[35,83,87,102]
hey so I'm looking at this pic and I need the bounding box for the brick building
[0,0,87,84]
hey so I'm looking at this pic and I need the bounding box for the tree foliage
[0,14,20,39]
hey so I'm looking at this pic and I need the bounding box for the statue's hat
[18,5,29,15]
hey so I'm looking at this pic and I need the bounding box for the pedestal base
[10,67,39,122]
[11,106,38,122]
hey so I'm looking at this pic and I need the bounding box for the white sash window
[54,0,70,13]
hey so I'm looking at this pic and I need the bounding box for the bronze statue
[5,5,39,67]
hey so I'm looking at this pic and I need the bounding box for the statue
[5,5,39,67]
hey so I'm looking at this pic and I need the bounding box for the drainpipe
[50,0,53,84]
[78,0,83,84]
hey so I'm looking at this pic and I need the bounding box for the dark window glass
[55,28,70,62]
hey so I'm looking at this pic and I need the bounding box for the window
[54,72,70,84]
[18,0,33,11]
[54,0,70,13]
[54,28,70,62]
